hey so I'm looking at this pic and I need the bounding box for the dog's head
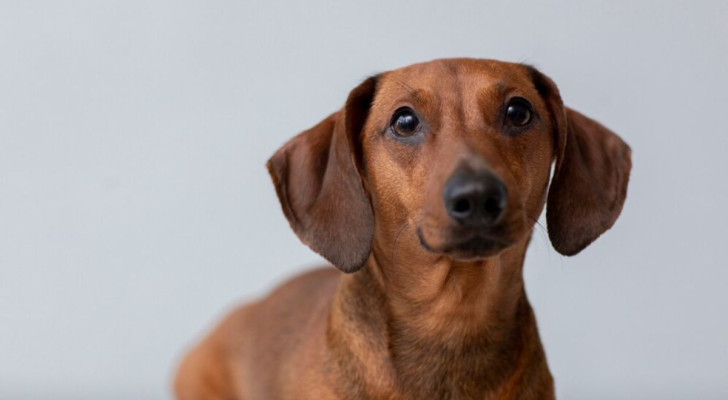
[268,59,631,272]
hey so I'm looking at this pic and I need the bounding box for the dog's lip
[416,226,510,256]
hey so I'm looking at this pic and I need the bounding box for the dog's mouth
[416,226,511,260]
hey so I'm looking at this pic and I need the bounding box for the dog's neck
[327,234,552,399]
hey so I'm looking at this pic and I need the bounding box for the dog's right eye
[390,108,421,138]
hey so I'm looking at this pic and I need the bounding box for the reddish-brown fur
[174,58,632,399]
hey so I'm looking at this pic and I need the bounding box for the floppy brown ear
[528,67,632,256]
[266,76,378,272]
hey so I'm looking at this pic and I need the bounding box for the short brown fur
[174,58,631,399]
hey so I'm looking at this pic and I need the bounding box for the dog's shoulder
[265,266,341,303]
[174,267,341,399]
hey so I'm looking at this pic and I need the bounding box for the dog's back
[174,268,340,399]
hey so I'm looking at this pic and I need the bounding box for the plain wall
[1,1,727,399]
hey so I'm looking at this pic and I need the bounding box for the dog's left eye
[505,98,533,127]
[390,108,420,138]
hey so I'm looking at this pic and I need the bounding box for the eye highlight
[504,97,533,128]
[389,107,421,139]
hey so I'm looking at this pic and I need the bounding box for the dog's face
[268,58,631,272]
[361,60,554,260]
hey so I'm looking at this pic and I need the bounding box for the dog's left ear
[266,76,378,273]
[527,66,632,256]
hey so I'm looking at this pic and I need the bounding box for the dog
[174,58,632,399]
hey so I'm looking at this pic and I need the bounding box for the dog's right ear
[267,76,378,273]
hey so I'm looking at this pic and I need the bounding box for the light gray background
[1,1,726,399]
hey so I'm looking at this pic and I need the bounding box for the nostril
[452,197,472,215]
[483,196,502,216]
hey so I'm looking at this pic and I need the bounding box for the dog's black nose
[443,169,508,226]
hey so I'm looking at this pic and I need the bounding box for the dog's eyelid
[504,94,533,107]
[391,103,418,115]
[510,91,543,118]
[388,105,427,126]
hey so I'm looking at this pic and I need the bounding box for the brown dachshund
[174,58,632,400]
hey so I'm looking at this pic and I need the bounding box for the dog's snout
[443,169,507,226]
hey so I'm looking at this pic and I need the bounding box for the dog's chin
[416,227,511,261]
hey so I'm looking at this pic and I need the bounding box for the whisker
[519,208,549,252]
[523,212,565,269]
[526,214,547,238]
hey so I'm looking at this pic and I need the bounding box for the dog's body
[174,58,631,399]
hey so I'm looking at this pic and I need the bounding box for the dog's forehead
[377,58,531,100]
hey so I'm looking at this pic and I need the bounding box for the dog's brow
[392,78,418,96]
[409,89,431,107]
[477,82,510,105]
[391,79,431,105]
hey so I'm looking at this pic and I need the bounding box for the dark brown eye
[390,108,420,138]
[505,98,532,127]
